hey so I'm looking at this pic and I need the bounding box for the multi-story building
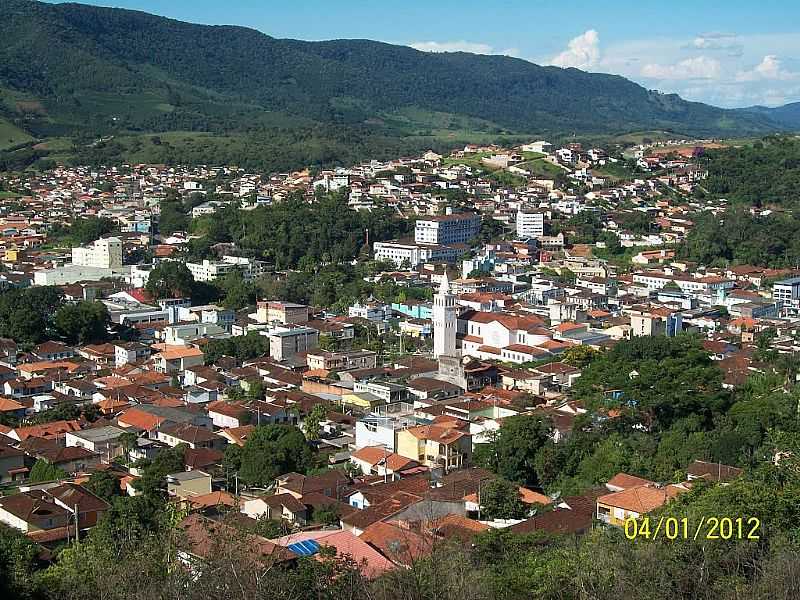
[373,240,460,267]
[516,209,546,239]
[267,326,319,361]
[114,341,152,366]
[396,422,472,471]
[152,346,205,374]
[306,350,377,372]
[72,236,123,269]
[353,380,409,404]
[414,212,481,245]
[163,322,228,345]
[632,272,734,297]
[256,301,309,325]
[349,302,389,322]
[628,306,683,337]
[185,256,267,282]
[65,425,126,460]
[773,277,800,310]
[354,403,419,451]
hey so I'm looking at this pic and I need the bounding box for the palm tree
[119,431,138,463]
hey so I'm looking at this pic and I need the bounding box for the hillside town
[0,137,793,577]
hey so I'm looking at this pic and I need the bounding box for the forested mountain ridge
[738,102,800,130]
[0,0,788,144]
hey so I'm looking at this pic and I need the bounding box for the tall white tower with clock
[433,273,457,358]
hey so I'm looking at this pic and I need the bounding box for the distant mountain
[0,0,787,146]
[737,103,800,130]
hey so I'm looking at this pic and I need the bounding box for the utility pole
[383,445,388,484]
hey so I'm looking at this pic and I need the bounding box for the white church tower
[433,273,457,358]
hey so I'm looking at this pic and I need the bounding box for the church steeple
[438,271,451,294]
[433,272,457,358]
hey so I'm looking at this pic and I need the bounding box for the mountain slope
[0,0,782,142]
[738,103,800,130]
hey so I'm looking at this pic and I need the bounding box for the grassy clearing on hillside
[0,118,34,150]
[592,161,640,183]
[516,157,564,178]
[441,152,494,169]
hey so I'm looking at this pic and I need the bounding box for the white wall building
[373,240,460,267]
[516,209,545,239]
[185,256,267,282]
[72,237,123,269]
[414,213,481,245]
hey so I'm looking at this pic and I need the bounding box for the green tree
[118,431,138,462]
[222,443,243,490]
[573,335,728,431]
[311,503,341,526]
[303,404,327,441]
[69,217,116,245]
[0,524,40,599]
[158,196,189,235]
[238,425,314,487]
[562,345,600,368]
[29,459,67,483]
[480,478,527,520]
[203,332,268,365]
[475,414,553,486]
[0,286,63,344]
[54,301,110,345]
[145,261,195,299]
[133,444,186,498]
[84,471,121,501]
[216,270,257,310]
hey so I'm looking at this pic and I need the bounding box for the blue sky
[47,0,800,108]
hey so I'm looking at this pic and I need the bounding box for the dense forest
[186,191,410,269]
[0,0,784,146]
[64,127,472,174]
[678,207,800,268]
[134,189,432,311]
[0,286,111,347]
[4,335,800,599]
[701,136,800,207]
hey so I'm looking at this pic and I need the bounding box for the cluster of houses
[0,136,785,573]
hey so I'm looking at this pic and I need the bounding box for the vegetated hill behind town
[738,102,800,130]
[0,0,790,150]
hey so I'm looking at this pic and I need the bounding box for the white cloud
[736,55,796,82]
[640,56,721,80]
[409,41,521,57]
[690,32,743,56]
[549,30,600,69]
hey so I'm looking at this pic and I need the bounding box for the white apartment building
[185,256,267,282]
[521,141,553,154]
[72,237,123,269]
[516,209,546,239]
[114,342,152,367]
[632,273,734,296]
[414,212,481,245]
[373,240,460,267]
[163,322,228,345]
[34,265,119,286]
[349,302,389,322]
[773,277,800,306]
